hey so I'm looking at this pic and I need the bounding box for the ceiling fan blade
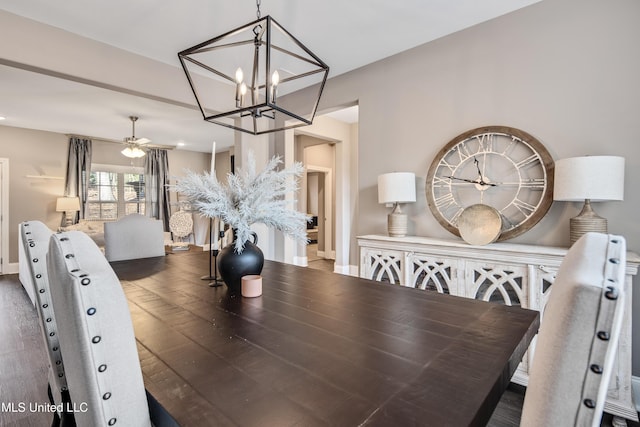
[136,138,151,145]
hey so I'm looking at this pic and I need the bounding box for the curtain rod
[66,134,175,150]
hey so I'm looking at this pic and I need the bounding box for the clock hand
[472,156,497,187]
[445,175,478,184]
[473,156,496,187]
[444,175,498,186]
[474,157,483,178]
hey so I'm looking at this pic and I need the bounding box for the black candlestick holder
[201,218,223,287]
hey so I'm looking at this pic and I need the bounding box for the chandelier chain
[256,0,261,19]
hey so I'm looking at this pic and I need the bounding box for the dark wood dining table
[111,249,539,427]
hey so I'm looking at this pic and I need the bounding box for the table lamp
[377,172,416,237]
[553,156,624,245]
[56,196,81,226]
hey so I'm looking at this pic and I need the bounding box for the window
[87,164,145,220]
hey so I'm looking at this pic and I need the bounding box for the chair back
[104,213,165,262]
[520,233,626,427]
[48,230,151,427]
[19,221,67,406]
[18,222,40,306]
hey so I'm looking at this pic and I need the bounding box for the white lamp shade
[554,156,625,201]
[378,172,416,204]
[56,197,81,212]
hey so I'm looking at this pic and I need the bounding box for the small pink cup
[241,275,263,298]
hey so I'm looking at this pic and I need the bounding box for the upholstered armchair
[520,233,626,426]
[19,220,74,426]
[103,213,165,262]
[47,230,153,427]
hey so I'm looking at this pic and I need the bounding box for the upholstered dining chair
[520,233,626,427]
[19,220,75,427]
[47,230,153,427]
[103,213,166,262]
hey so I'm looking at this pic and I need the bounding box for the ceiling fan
[121,116,150,158]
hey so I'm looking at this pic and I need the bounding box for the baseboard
[334,264,359,277]
[632,376,640,413]
[2,262,19,275]
[316,250,336,260]
[293,256,308,267]
[349,265,359,277]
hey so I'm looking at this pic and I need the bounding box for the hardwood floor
[0,274,52,427]
[0,272,636,426]
[306,243,335,272]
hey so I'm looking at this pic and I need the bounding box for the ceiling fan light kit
[121,146,146,158]
[178,0,329,135]
[121,115,150,158]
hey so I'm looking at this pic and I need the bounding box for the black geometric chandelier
[178,1,329,135]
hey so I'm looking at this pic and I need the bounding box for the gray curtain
[144,149,171,231]
[64,137,92,225]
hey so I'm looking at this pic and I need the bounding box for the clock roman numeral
[456,143,474,162]
[515,154,541,169]
[433,176,451,188]
[474,133,496,153]
[438,159,457,172]
[501,136,519,155]
[435,193,458,209]
[521,178,546,189]
[511,198,537,215]
[450,207,464,225]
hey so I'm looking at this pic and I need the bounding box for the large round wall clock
[426,125,554,242]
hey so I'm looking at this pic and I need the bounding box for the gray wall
[0,124,209,263]
[283,0,640,372]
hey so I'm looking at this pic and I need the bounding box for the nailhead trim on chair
[21,222,68,393]
[575,236,624,421]
[55,232,118,427]
[605,286,619,300]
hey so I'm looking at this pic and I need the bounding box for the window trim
[88,164,145,220]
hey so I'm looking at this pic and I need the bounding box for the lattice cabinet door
[464,261,529,308]
[360,248,404,285]
[509,264,558,386]
[406,253,459,295]
[528,264,557,316]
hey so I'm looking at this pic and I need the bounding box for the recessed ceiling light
[0,116,6,121]
[177,142,185,147]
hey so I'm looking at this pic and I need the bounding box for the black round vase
[217,231,264,294]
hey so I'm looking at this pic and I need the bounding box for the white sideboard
[358,234,640,423]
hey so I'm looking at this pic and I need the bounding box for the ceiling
[0,0,541,153]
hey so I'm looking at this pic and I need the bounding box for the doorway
[0,158,9,274]
[305,165,334,271]
[282,104,357,275]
